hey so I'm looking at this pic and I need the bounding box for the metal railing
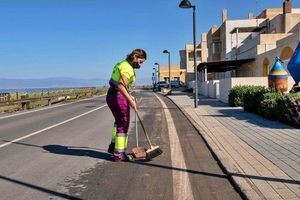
[0,93,11,102]
[0,87,97,110]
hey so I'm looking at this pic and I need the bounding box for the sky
[0,0,299,84]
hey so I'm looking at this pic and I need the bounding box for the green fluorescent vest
[110,60,135,87]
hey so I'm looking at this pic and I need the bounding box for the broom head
[131,146,147,159]
[146,146,163,159]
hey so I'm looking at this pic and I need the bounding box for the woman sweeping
[106,49,147,161]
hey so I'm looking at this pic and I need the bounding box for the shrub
[228,85,251,107]
[96,86,108,95]
[259,92,283,120]
[277,93,300,127]
[229,85,300,127]
[243,86,270,113]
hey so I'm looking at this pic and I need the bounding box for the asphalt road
[0,91,241,200]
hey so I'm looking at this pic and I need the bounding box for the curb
[163,93,248,200]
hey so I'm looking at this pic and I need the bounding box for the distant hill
[0,77,108,89]
[0,76,154,89]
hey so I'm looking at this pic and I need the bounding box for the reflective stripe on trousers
[111,124,117,143]
[114,133,128,152]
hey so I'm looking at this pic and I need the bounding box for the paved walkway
[168,91,300,200]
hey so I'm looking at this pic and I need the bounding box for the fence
[0,93,11,102]
[0,87,97,111]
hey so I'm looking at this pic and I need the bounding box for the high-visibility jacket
[110,60,135,88]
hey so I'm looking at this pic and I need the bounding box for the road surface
[0,91,241,200]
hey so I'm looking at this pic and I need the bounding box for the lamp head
[179,0,193,8]
[154,62,159,65]
[163,50,169,54]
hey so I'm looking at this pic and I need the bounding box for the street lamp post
[152,71,155,86]
[163,50,171,91]
[152,67,157,91]
[154,62,160,83]
[152,67,157,84]
[179,0,198,108]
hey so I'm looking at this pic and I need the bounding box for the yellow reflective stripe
[125,135,128,148]
[111,125,117,143]
[115,135,128,151]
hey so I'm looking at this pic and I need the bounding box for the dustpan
[131,146,147,158]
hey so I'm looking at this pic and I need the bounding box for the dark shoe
[107,143,115,154]
[114,153,133,162]
[124,154,134,161]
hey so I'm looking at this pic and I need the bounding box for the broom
[134,108,163,159]
[119,74,162,159]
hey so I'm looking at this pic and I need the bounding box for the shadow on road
[1,140,113,161]
[130,158,300,185]
[130,161,228,179]
[43,145,113,161]
[0,175,83,200]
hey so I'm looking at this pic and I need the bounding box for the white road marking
[0,94,106,120]
[0,105,107,149]
[155,94,194,200]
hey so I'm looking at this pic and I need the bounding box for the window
[188,52,194,61]
[212,42,220,54]
[197,51,201,61]
[188,51,201,61]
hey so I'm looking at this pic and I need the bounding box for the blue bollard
[287,42,300,85]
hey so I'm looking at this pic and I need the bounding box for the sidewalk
[167,91,300,200]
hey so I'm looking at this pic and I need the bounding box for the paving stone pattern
[168,92,300,200]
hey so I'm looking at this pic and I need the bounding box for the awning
[197,58,255,72]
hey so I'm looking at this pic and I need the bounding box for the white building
[197,0,300,103]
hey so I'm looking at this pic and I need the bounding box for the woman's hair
[126,49,147,64]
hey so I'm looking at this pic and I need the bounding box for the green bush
[229,84,300,127]
[228,85,251,107]
[277,93,300,127]
[259,92,283,120]
[243,86,270,113]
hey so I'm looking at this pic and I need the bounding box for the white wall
[201,80,221,99]
[219,78,232,103]
[208,80,220,98]
[222,19,266,60]
[220,77,269,103]
[199,81,209,96]
[201,76,294,104]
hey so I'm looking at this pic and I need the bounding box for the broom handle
[135,112,138,147]
[134,108,153,147]
[119,75,153,147]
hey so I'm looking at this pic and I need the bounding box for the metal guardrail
[0,88,97,110]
